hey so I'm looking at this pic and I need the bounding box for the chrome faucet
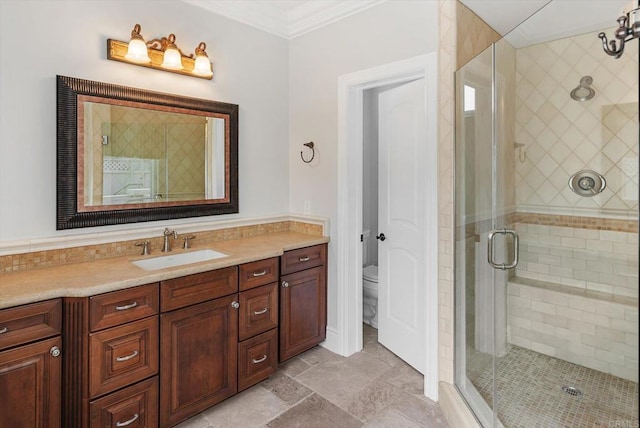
[162,228,178,252]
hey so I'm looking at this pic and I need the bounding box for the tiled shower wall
[508,280,638,382]
[515,221,638,298]
[515,28,639,218]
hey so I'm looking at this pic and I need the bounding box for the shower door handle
[487,228,519,270]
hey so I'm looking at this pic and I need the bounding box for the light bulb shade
[125,38,150,63]
[162,47,183,70]
[193,55,213,77]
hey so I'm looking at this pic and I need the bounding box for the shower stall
[454,2,639,426]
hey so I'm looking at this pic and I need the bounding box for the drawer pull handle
[299,256,310,262]
[116,413,139,427]
[0,326,7,334]
[253,308,268,315]
[115,350,139,362]
[252,270,267,277]
[252,354,268,364]
[115,302,138,311]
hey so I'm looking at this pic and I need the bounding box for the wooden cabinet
[159,270,239,427]
[279,244,327,361]
[63,285,159,427]
[55,243,326,426]
[0,299,62,428]
[236,258,279,392]
[90,377,158,428]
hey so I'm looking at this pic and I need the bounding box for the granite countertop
[0,232,329,309]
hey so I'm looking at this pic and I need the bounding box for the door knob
[376,233,386,241]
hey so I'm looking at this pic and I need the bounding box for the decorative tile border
[0,220,324,273]
[457,212,638,240]
[514,212,638,233]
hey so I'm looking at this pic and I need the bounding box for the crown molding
[182,0,385,39]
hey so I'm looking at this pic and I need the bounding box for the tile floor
[470,344,639,427]
[175,324,449,428]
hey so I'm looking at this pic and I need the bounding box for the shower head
[570,76,595,101]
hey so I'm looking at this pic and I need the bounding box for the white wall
[288,1,440,333]
[0,0,289,242]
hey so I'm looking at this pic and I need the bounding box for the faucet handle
[183,235,196,249]
[135,241,150,255]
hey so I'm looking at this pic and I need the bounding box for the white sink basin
[132,249,228,271]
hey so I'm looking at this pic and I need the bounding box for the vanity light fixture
[108,24,213,79]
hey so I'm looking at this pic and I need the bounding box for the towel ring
[301,141,315,163]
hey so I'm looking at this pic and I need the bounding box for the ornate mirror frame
[56,75,239,230]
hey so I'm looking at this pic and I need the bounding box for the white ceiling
[182,0,386,39]
[460,0,630,47]
[183,0,630,45]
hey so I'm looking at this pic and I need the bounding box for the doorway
[336,53,439,400]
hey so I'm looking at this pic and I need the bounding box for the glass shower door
[454,40,517,427]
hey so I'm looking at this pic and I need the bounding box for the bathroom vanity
[0,234,327,427]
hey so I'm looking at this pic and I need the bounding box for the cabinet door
[279,265,326,361]
[0,336,62,427]
[160,295,238,427]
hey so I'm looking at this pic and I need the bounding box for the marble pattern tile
[266,394,363,428]
[176,326,450,428]
[260,371,313,406]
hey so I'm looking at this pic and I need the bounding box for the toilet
[362,229,379,328]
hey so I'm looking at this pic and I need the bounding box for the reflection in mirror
[81,100,226,209]
[57,75,238,230]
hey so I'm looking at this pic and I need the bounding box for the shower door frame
[454,42,512,428]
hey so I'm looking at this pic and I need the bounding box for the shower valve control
[376,233,386,241]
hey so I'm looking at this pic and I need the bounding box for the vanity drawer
[161,266,238,312]
[89,317,159,398]
[280,244,326,275]
[90,283,159,332]
[239,257,279,291]
[90,376,158,428]
[238,283,278,341]
[0,299,62,351]
[238,328,278,392]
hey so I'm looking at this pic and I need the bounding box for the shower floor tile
[469,345,639,427]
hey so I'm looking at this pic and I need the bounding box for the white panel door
[377,78,426,373]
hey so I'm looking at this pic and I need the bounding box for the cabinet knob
[231,301,240,309]
[50,346,61,358]
[282,281,289,288]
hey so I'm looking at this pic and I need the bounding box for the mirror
[57,75,238,229]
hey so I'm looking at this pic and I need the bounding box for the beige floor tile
[198,384,289,428]
[295,351,393,407]
[260,371,314,405]
[342,378,404,422]
[266,393,363,428]
[363,409,423,428]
